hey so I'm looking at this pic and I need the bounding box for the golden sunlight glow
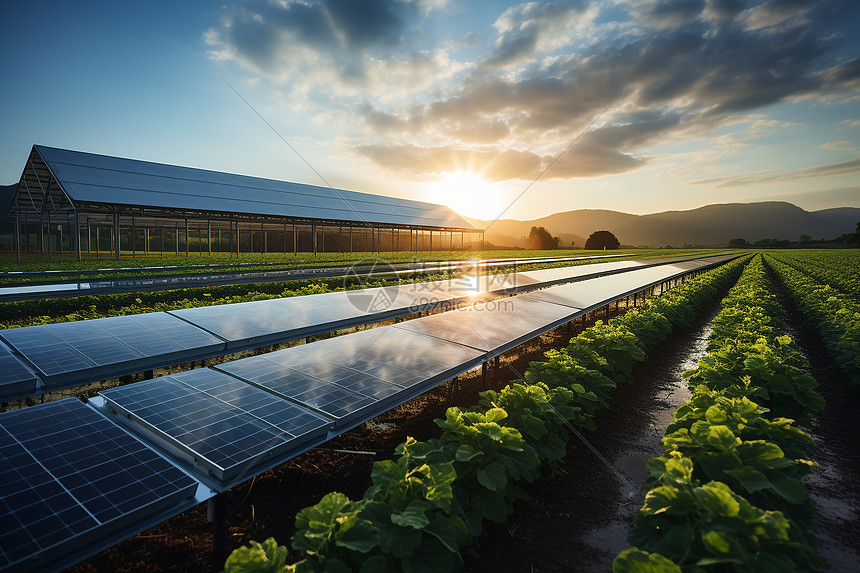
[425,170,505,221]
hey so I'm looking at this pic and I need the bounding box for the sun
[425,170,505,221]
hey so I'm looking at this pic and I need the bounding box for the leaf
[723,467,772,494]
[357,556,388,573]
[476,461,507,491]
[454,444,482,462]
[334,520,379,553]
[223,538,288,573]
[390,501,432,529]
[612,548,682,573]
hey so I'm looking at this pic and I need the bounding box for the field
[1,249,858,572]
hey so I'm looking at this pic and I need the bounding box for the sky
[1,0,859,221]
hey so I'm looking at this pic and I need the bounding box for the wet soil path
[464,304,721,572]
[765,266,860,572]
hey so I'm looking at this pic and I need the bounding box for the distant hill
[0,184,16,216]
[465,201,860,247]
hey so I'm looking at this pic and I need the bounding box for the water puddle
[580,316,714,570]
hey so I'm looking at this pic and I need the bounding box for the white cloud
[820,140,859,152]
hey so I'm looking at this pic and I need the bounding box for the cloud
[206,0,465,101]
[820,140,859,151]
[209,0,860,183]
[355,144,543,181]
[689,157,860,187]
[840,119,860,127]
[634,0,707,30]
[750,185,860,209]
[482,1,596,69]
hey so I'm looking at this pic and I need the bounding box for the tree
[728,238,749,248]
[799,234,812,244]
[584,230,620,250]
[528,226,559,249]
[840,221,860,245]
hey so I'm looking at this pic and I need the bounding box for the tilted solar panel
[392,295,581,357]
[0,342,38,399]
[0,399,197,573]
[100,369,330,483]
[0,313,225,388]
[216,326,485,428]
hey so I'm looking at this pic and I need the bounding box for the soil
[764,267,860,572]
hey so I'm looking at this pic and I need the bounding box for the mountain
[0,184,16,216]
[465,201,860,247]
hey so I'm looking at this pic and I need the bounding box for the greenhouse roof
[22,145,475,230]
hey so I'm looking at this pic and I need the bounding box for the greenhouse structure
[5,145,482,261]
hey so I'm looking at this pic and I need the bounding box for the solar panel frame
[0,399,198,573]
[0,341,39,399]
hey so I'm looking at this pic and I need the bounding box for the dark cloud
[482,1,593,69]
[217,0,410,82]
[357,0,855,180]
[637,0,706,29]
[704,0,746,23]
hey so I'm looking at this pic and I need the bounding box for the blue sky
[1,0,859,220]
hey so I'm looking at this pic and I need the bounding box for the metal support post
[111,213,119,260]
[15,210,21,261]
[208,493,227,572]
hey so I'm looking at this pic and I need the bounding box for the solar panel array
[1,254,708,398]
[0,253,737,571]
[0,399,197,572]
[33,145,474,229]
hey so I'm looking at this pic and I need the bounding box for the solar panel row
[0,254,710,399]
[0,254,737,572]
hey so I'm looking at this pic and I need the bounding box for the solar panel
[167,273,535,351]
[100,369,330,482]
[34,145,474,229]
[217,326,485,428]
[167,289,402,350]
[0,313,225,388]
[0,342,39,399]
[392,296,580,357]
[0,399,197,572]
[522,261,729,312]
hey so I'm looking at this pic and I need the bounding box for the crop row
[221,257,750,572]
[764,254,860,384]
[615,255,824,572]
[764,250,860,300]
